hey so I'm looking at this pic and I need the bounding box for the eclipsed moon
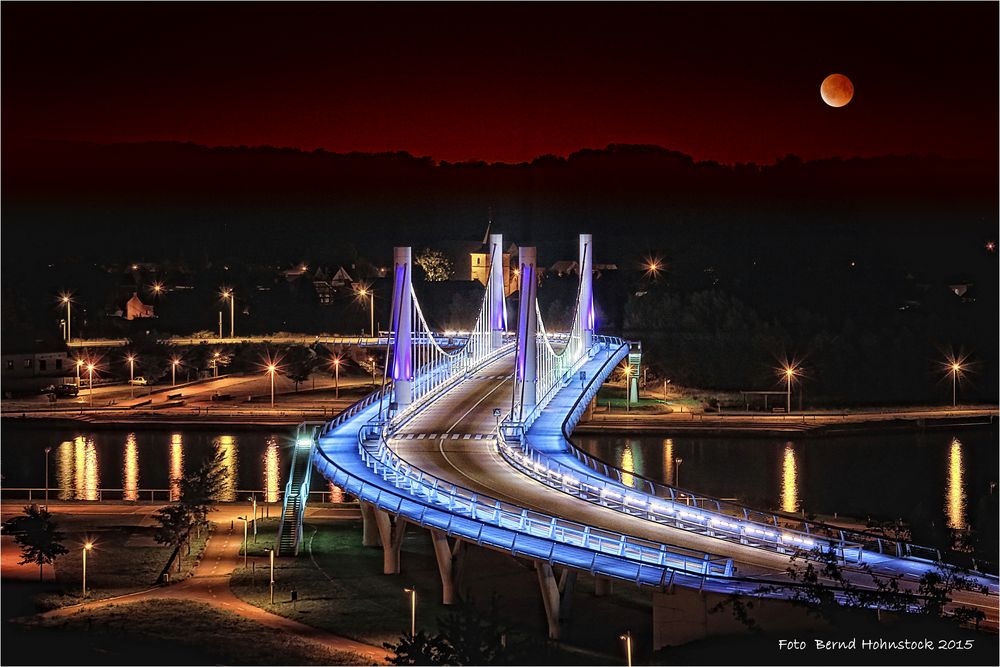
[820,73,854,107]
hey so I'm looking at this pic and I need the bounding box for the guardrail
[495,334,953,567]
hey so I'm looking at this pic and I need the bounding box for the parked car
[129,377,148,386]
[41,384,79,397]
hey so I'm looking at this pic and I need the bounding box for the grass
[32,512,208,609]
[11,599,370,666]
[230,518,650,664]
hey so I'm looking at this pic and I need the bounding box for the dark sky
[3,2,997,164]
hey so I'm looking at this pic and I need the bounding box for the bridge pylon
[514,246,538,419]
[488,233,507,349]
[578,234,594,350]
[390,246,413,407]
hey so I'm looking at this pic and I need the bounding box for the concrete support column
[583,395,596,422]
[374,508,407,574]
[360,502,380,547]
[488,233,507,349]
[594,576,613,597]
[391,246,413,407]
[535,562,561,640]
[430,529,466,605]
[578,234,594,350]
[557,567,577,622]
[515,247,538,418]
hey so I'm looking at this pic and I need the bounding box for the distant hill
[4,140,996,202]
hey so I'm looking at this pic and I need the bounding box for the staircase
[276,425,318,556]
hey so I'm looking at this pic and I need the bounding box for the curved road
[390,355,999,625]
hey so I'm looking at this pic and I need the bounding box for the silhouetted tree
[152,504,195,571]
[281,345,319,392]
[7,504,68,581]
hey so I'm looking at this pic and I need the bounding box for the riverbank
[574,405,998,437]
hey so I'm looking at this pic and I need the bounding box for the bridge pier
[535,562,562,640]
[373,508,407,574]
[360,502,380,547]
[594,576,613,597]
[391,246,413,408]
[429,529,467,605]
[557,567,577,621]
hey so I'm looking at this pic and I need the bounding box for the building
[125,293,155,320]
[2,347,73,394]
[469,242,518,295]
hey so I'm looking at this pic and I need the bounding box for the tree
[152,504,195,571]
[179,450,227,529]
[7,504,68,581]
[281,345,319,392]
[415,248,453,282]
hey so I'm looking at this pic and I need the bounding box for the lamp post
[368,356,376,386]
[82,542,93,596]
[171,358,180,386]
[60,294,72,342]
[222,289,235,338]
[333,357,340,398]
[267,364,277,407]
[75,359,83,388]
[620,631,633,667]
[673,457,683,487]
[212,352,220,378]
[238,516,249,569]
[44,446,51,509]
[403,587,416,636]
[126,354,136,398]
[86,363,95,407]
[269,548,275,604]
[358,288,374,337]
[784,366,796,414]
[950,362,961,407]
[248,495,258,539]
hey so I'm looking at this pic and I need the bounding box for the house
[549,260,579,277]
[2,345,73,393]
[125,293,155,320]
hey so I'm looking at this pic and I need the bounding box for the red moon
[821,73,854,107]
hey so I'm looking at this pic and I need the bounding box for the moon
[820,73,854,107]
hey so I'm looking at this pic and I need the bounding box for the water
[1,423,994,532]
[575,428,999,531]
[0,424,342,503]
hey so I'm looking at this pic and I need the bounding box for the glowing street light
[643,255,663,280]
[212,351,221,378]
[943,355,969,407]
[331,355,341,398]
[357,287,375,337]
[150,282,164,297]
[673,457,683,487]
[126,353,136,398]
[82,542,93,596]
[781,364,798,414]
[86,362,96,407]
[171,357,181,386]
[221,288,235,338]
[620,631,633,667]
[267,362,278,407]
[403,587,416,636]
[59,293,73,342]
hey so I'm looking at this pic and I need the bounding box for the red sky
[3,2,997,164]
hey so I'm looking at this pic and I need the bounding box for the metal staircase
[276,424,319,556]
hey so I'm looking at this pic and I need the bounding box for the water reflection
[781,442,799,513]
[620,444,635,488]
[169,433,184,501]
[946,438,967,530]
[214,434,238,501]
[264,437,279,503]
[58,436,100,500]
[123,433,139,501]
[663,438,674,485]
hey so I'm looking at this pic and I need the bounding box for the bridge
[279,234,998,644]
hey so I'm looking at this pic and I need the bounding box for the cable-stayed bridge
[278,233,998,642]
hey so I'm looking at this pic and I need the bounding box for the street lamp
[620,631,633,667]
[75,359,83,388]
[82,542,93,596]
[238,516,249,569]
[950,361,962,407]
[332,356,341,398]
[267,363,278,407]
[403,587,416,636]
[126,354,136,398]
[221,288,235,338]
[86,363,96,407]
[269,548,275,604]
[248,495,258,539]
[171,357,180,386]
[59,293,72,342]
[44,446,52,508]
[357,287,374,337]
[673,457,683,487]
[782,365,797,414]
[368,356,376,386]
[212,351,220,378]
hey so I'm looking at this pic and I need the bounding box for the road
[389,355,999,626]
